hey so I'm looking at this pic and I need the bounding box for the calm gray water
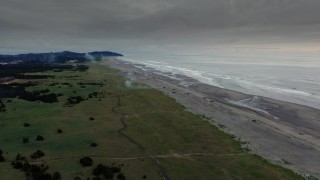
[120,53,320,109]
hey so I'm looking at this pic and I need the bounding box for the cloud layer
[1,0,319,54]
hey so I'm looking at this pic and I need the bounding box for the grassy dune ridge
[0,62,303,179]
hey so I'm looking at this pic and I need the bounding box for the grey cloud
[0,0,319,53]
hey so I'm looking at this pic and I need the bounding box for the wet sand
[105,58,320,178]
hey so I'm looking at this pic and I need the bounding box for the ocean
[119,52,320,110]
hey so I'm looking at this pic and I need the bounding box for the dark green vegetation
[0,63,89,104]
[12,153,62,180]
[0,62,303,179]
[0,51,123,64]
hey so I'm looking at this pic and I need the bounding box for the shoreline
[121,57,320,111]
[105,58,320,178]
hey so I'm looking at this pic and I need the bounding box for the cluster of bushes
[12,74,54,80]
[12,153,62,180]
[80,157,93,167]
[32,89,50,94]
[64,96,86,107]
[48,82,73,88]
[36,135,45,141]
[92,164,124,179]
[61,82,71,86]
[30,150,45,159]
[62,75,80,78]
[48,83,59,86]
[22,135,45,144]
[0,82,36,98]
[88,92,104,99]
[78,82,105,86]
[19,93,61,103]
[0,63,89,83]
[0,83,62,103]
[73,65,89,72]
[78,157,126,180]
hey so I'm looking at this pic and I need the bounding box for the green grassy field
[0,62,303,179]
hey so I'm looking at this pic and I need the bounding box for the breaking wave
[118,56,320,109]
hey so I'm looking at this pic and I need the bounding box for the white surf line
[137,65,320,152]
[225,98,279,120]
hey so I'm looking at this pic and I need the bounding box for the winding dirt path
[112,94,171,180]
[2,152,248,164]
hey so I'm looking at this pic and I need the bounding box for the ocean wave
[118,56,320,109]
[120,57,223,88]
[122,57,318,97]
[205,71,318,98]
[239,79,320,98]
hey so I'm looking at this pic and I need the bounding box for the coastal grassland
[0,62,303,179]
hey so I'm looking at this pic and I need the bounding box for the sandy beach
[106,58,320,178]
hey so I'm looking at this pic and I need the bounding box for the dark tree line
[0,63,89,80]
[0,64,69,78]
[0,83,61,103]
[0,51,123,64]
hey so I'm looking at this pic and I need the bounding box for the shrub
[22,138,29,144]
[53,172,62,180]
[80,157,93,167]
[31,150,45,159]
[36,135,44,141]
[110,166,121,173]
[65,96,86,107]
[16,154,26,161]
[117,173,126,180]
[91,143,98,147]
[0,155,5,162]
[13,161,23,169]
[103,169,114,179]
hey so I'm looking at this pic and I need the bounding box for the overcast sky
[1,0,320,55]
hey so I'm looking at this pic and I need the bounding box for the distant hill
[88,51,123,58]
[0,51,123,63]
